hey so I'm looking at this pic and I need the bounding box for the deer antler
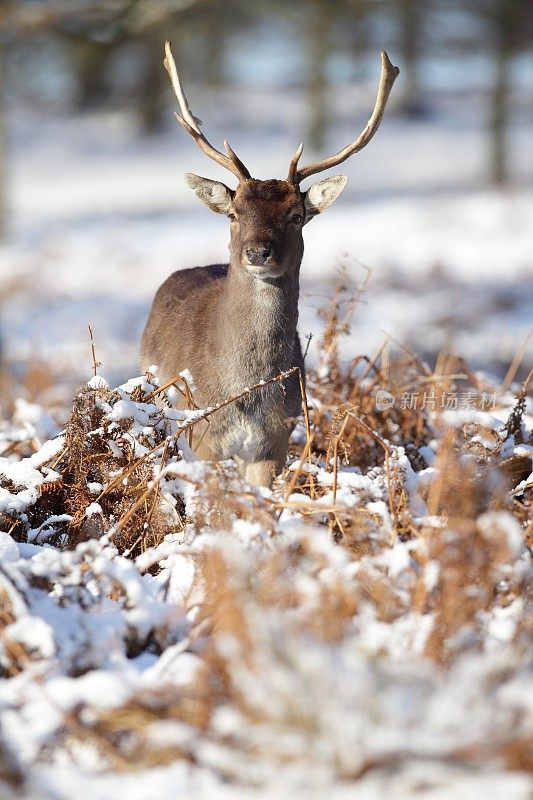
[164,40,251,182]
[288,51,399,184]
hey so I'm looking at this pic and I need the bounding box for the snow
[87,375,110,390]
[5,616,56,660]
[477,511,524,557]
[0,78,531,800]
[1,102,531,399]
[0,530,19,562]
[85,502,102,518]
[0,459,45,513]
[12,399,59,444]
[0,393,530,797]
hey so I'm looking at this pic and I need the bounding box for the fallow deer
[140,41,399,487]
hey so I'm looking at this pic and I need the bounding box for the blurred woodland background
[0,0,532,410]
[1,0,532,202]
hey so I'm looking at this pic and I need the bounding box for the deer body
[140,233,304,485]
[140,42,399,486]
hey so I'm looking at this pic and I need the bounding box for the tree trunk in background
[74,40,113,109]
[397,0,425,117]
[490,34,510,185]
[0,39,6,240]
[487,0,522,186]
[139,33,166,133]
[306,0,332,151]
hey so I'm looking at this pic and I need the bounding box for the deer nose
[245,244,272,265]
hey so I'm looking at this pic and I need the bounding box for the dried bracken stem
[346,411,401,538]
[502,326,533,393]
[282,434,314,509]
[144,371,195,405]
[298,367,313,469]
[178,367,300,434]
[347,411,392,453]
[87,324,101,378]
[331,412,350,506]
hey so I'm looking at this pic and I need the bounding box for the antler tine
[164,40,251,182]
[293,51,399,184]
[224,140,251,181]
[287,142,304,183]
[164,39,201,134]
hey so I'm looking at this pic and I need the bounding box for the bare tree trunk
[306,0,333,151]
[488,0,522,186]
[73,39,112,109]
[490,37,510,185]
[138,33,166,133]
[396,0,425,117]
[0,39,6,240]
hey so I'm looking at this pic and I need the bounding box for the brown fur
[140,179,306,486]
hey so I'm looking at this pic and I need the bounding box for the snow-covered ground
[0,99,532,795]
[0,369,531,800]
[1,51,532,800]
[1,87,532,402]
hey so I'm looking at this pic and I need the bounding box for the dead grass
[0,276,531,791]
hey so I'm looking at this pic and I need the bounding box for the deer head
[164,41,399,280]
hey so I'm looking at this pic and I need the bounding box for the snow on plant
[0,308,531,798]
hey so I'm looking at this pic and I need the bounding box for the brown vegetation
[0,282,531,795]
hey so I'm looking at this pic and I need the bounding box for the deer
[140,41,399,487]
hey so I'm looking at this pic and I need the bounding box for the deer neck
[220,257,301,380]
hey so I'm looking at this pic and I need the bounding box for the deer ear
[185,174,234,214]
[303,175,348,223]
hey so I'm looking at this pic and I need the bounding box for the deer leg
[244,434,289,487]
[244,459,278,487]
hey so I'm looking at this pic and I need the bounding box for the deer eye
[228,212,236,221]
[291,213,302,224]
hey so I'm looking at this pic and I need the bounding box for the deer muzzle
[245,244,274,266]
